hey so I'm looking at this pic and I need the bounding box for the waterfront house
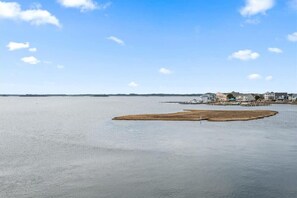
[216,92,228,102]
[275,92,288,101]
[264,92,275,101]
[201,93,216,103]
[236,94,255,102]
[288,94,297,101]
[230,91,241,98]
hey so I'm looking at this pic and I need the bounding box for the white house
[264,92,275,101]
[288,94,297,101]
[201,93,216,103]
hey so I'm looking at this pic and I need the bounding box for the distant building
[201,93,216,103]
[264,92,275,101]
[288,94,297,101]
[230,91,241,98]
[216,92,228,101]
[236,94,255,102]
[275,92,288,101]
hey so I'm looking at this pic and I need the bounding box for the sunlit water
[0,97,296,198]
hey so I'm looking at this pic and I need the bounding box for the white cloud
[265,76,273,81]
[248,73,262,80]
[159,68,172,75]
[288,32,297,42]
[29,47,37,52]
[240,0,275,16]
[268,47,282,53]
[58,0,110,11]
[128,82,138,87]
[229,50,260,61]
[0,1,20,18]
[107,36,125,45]
[57,64,65,69]
[20,10,61,27]
[0,1,61,27]
[21,56,40,64]
[7,42,29,51]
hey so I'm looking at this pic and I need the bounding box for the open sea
[0,97,296,198]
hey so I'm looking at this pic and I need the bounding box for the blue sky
[0,0,296,94]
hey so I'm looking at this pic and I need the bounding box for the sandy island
[113,110,278,122]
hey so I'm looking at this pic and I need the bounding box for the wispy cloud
[159,68,172,75]
[247,73,272,81]
[29,47,37,52]
[21,56,40,64]
[107,36,125,45]
[128,81,138,87]
[58,0,111,12]
[268,47,282,53]
[248,73,262,80]
[0,1,61,27]
[20,10,61,27]
[6,41,29,51]
[265,76,273,81]
[229,50,260,61]
[240,0,275,16]
[288,32,297,42]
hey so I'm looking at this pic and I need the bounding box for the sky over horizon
[1,0,296,94]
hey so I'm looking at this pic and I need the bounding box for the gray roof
[275,92,288,96]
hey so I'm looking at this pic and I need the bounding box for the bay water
[0,97,296,198]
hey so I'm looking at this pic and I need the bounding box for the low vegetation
[113,110,278,122]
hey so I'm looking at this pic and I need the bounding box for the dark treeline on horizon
[0,94,204,97]
[1,92,296,97]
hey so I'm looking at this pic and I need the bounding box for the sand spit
[113,110,278,122]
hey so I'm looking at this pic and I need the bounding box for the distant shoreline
[0,94,203,97]
[163,101,297,106]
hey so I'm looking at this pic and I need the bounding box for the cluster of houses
[189,92,297,104]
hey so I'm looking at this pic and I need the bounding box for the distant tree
[255,95,261,101]
[227,93,235,99]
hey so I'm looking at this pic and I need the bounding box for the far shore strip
[113,110,278,122]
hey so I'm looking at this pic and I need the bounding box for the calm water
[0,97,296,198]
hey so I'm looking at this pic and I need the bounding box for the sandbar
[113,110,278,122]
